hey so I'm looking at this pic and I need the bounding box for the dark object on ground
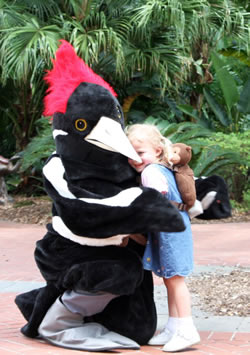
[195,175,232,220]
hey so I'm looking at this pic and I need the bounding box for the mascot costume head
[15,40,185,351]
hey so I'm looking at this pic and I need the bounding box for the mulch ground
[0,195,249,225]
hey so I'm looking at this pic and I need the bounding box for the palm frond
[193,147,241,176]
[70,15,125,73]
[0,18,63,83]
[14,0,61,21]
[0,0,27,28]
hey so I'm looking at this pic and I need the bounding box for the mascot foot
[38,295,140,351]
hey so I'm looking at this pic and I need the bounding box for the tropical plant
[178,52,250,132]
[1,0,249,196]
[20,117,55,173]
[1,0,249,153]
[204,52,250,132]
[182,0,250,112]
[0,1,64,152]
[197,131,250,203]
[122,0,250,129]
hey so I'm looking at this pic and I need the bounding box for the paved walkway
[0,220,249,354]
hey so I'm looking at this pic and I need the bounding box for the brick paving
[0,220,250,355]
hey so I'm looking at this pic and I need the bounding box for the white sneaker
[162,328,200,352]
[148,328,173,345]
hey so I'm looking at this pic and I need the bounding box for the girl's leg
[147,277,180,345]
[163,275,191,318]
[162,276,200,352]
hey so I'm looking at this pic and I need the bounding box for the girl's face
[128,138,162,172]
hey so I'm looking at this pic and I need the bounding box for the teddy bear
[169,143,232,219]
[170,143,196,210]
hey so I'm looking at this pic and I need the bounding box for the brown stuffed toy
[170,143,196,210]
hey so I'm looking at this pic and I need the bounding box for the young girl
[126,124,200,353]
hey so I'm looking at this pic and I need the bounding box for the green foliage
[230,192,250,212]
[203,52,250,132]
[21,117,55,173]
[5,173,21,192]
[6,116,55,195]
[211,52,239,113]
[242,190,250,210]
[177,52,250,133]
[198,131,250,202]
[1,0,249,197]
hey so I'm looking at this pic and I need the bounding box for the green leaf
[177,104,200,121]
[204,158,241,176]
[193,147,239,176]
[238,78,250,114]
[203,88,231,126]
[211,52,239,112]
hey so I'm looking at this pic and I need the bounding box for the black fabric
[15,284,61,338]
[195,175,232,219]
[15,238,155,342]
[86,269,157,345]
[86,240,157,344]
[34,230,144,295]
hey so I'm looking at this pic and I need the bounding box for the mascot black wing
[15,40,185,351]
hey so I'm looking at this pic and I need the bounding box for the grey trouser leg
[38,291,140,351]
[61,290,117,316]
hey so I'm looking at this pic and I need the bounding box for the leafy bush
[6,117,55,195]
[198,131,250,204]
[21,117,55,173]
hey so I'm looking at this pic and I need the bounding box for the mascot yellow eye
[75,119,87,131]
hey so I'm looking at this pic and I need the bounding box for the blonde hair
[126,124,173,164]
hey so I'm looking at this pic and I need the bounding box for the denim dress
[142,164,193,279]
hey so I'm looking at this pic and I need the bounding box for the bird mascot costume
[15,40,186,351]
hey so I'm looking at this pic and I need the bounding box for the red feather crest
[43,40,117,116]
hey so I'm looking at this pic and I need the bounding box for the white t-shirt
[141,165,168,194]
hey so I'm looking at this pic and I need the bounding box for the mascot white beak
[85,116,142,163]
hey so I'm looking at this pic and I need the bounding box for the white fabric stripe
[43,157,76,199]
[43,156,143,206]
[79,188,142,207]
[52,216,127,246]
[53,129,68,139]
